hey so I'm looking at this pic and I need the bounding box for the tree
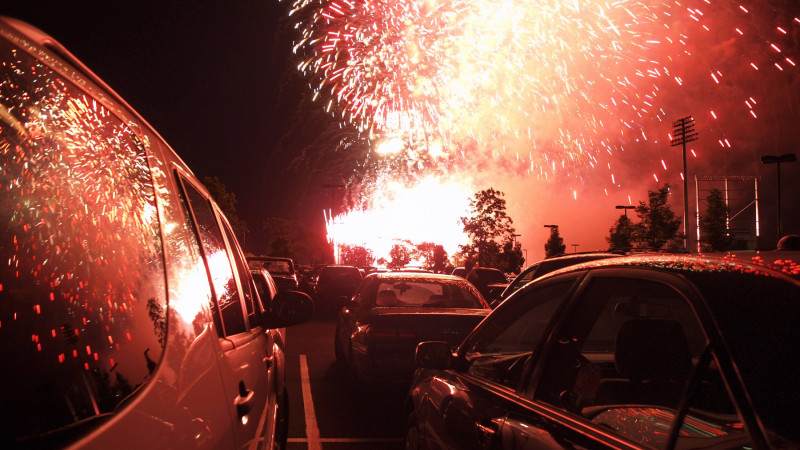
[262,217,332,264]
[388,243,411,269]
[414,242,449,272]
[607,215,634,252]
[339,244,375,267]
[700,188,735,251]
[460,188,519,268]
[202,176,248,238]
[632,184,684,251]
[544,226,566,258]
[499,241,525,274]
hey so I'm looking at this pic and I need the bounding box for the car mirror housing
[267,291,315,328]
[415,341,453,370]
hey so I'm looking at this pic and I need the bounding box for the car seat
[595,319,692,407]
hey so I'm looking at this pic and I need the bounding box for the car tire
[404,411,421,450]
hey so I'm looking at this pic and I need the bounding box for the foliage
[499,241,525,274]
[262,217,332,264]
[202,176,248,238]
[415,242,449,272]
[338,244,375,267]
[388,243,411,269]
[544,226,566,258]
[700,188,735,251]
[459,188,519,269]
[607,215,634,252]
[631,184,684,251]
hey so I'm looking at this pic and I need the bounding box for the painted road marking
[296,354,404,447]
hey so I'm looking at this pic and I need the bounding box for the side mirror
[415,341,453,370]
[266,290,314,328]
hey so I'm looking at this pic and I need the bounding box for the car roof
[366,272,468,282]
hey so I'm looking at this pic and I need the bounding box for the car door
[414,276,579,449]
[179,176,274,449]
[500,269,752,449]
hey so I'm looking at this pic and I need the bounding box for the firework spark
[289,0,800,260]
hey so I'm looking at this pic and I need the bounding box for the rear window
[374,279,484,308]
[0,38,167,442]
[320,266,362,283]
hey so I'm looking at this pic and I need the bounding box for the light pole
[571,243,579,253]
[761,153,797,240]
[512,233,521,246]
[616,205,635,217]
[524,249,528,267]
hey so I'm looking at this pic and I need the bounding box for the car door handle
[235,381,255,418]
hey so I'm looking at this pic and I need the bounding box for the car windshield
[250,258,294,275]
[374,279,484,308]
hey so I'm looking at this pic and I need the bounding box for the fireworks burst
[289,0,800,261]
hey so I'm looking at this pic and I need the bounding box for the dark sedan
[405,254,800,449]
[493,252,621,306]
[335,273,491,385]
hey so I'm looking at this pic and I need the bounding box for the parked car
[248,256,300,292]
[405,254,800,449]
[494,252,621,306]
[451,266,467,277]
[314,265,364,314]
[335,273,490,384]
[0,17,314,448]
[466,266,509,303]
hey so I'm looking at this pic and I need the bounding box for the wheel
[404,411,421,450]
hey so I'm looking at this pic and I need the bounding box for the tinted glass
[0,41,167,441]
[463,279,575,388]
[180,179,246,336]
[685,270,800,444]
[221,217,256,324]
[535,277,707,448]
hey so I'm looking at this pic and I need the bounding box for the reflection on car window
[180,179,246,336]
[463,279,575,388]
[373,279,483,308]
[0,40,166,441]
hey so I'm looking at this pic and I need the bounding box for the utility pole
[761,153,797,241]
[671,116,698,252]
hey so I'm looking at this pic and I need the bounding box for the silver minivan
[0,17,313,448]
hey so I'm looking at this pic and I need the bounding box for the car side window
[179,177,246,336]
[533,276,733,449]
[462,279,576,388]
[219,215,257,326]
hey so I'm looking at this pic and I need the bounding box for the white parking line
[296,355,404,448]
[299,355,321,450]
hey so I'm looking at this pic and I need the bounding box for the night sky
[2,1,800,260]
